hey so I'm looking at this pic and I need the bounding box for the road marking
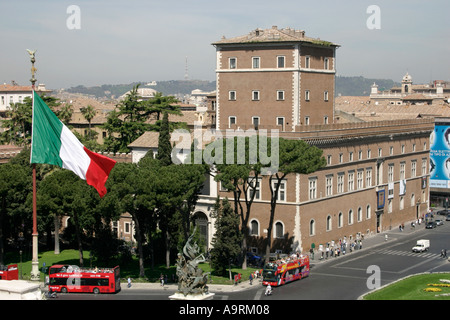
[254,288,264,300]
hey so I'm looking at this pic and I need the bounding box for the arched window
[250,220,259,236]
[309,219,315,236]
[326,215,332,231]
[275,222,284,238]
[193,212,209,250]
[348,209,354,225]
[366,205,371,219]
[357,207,362,222]
[338,212,343,228]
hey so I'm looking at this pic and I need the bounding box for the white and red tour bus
[48,264,120,294]
[262,254,309,287]
[0,264,18,280]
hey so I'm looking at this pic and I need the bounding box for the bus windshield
[262,263,278,282]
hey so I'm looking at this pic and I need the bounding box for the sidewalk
[309,220,427,267]
[123,223,426,293]
[122,278,258,293]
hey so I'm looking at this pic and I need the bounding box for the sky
[1,0,449,89]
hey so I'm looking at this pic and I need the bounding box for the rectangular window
[229,116,236,128]
[277,56,285,68]
[357,169,364,189]
[400,162,406,180]
[252,91,260,101]
[326,175,333,196]
[305,56,310,68]
[229,57,237,69]
[366,168,372,187]
[277,91,285,100]
[248,177,261,200]
[276,117,285,130]
[348,171,355,191]
[305,116,310,125]
[252,57,260,69]
[388,164,394,182]
[252,117,260,129]
[309,177,317,200]
[273,181,286,202]
[411,160,417,178]
[422,158,427,175]
[324,91,329,101]
[337,173,344,193]
[324,58,329,70]
[229,91,236,100]
[305,90,310,101]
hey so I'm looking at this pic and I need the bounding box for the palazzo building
[194,27,433,256]
[130,27,434,257]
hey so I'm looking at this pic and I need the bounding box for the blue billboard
[430,124,450,188]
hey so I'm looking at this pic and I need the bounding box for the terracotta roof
[335,95,449,122]
[129,129,216,149]
[213,26,338,47]
[0,84,32,92]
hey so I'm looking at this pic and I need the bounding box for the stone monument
[169,227,214,300]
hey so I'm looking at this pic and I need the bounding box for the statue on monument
[175,226,209,296]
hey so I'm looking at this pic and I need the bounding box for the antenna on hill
[184,56,189,80]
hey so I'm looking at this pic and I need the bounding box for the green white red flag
[30,91,116,197]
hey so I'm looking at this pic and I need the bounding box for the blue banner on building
[430,124,450,188]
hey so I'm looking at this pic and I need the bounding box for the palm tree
[80,105,97,140]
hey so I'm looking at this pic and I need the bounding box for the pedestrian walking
[127,277,132,288]
[160,274,164,286]
[249,273,253,285]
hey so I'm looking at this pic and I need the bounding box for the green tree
[1,94,65,146]
[265,138,326,261]
[145,92,181,122]
[157,111,172,166]
[105,161,156,277]
[102,85,150,153]
[0,163,32,265]
[213,136,262,269]
[80,104,97,140]
[210,197,242,278]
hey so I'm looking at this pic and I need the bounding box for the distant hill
[64,80,216,99]
[63,77,398,99]
[336,76,399,96]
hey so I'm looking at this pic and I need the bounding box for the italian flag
[30,91,116,197]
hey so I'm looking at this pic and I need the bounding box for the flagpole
[28,49,40,281]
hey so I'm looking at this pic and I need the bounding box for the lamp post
[27,49,40,281]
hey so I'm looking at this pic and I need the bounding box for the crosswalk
[374,248,442,259]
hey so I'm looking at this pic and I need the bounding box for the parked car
[437,209,450,216]
[446,214,450,221]
[246,252,261,265]
[435,219,444,226]
[426,221,437,229]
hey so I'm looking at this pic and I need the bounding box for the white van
[412,239,430,253]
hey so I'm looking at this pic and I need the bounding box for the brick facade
[194,27,433,256]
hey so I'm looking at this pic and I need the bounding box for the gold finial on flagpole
[27,49,37,89]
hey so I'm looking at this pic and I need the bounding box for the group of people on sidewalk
[317,237,364,260]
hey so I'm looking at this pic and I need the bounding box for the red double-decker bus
[48,265,120,294]
[0,264,18,280]
[262,255,309,287]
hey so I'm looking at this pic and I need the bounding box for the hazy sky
[1,0,448,89]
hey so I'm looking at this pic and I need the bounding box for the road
[51,219,450,301]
